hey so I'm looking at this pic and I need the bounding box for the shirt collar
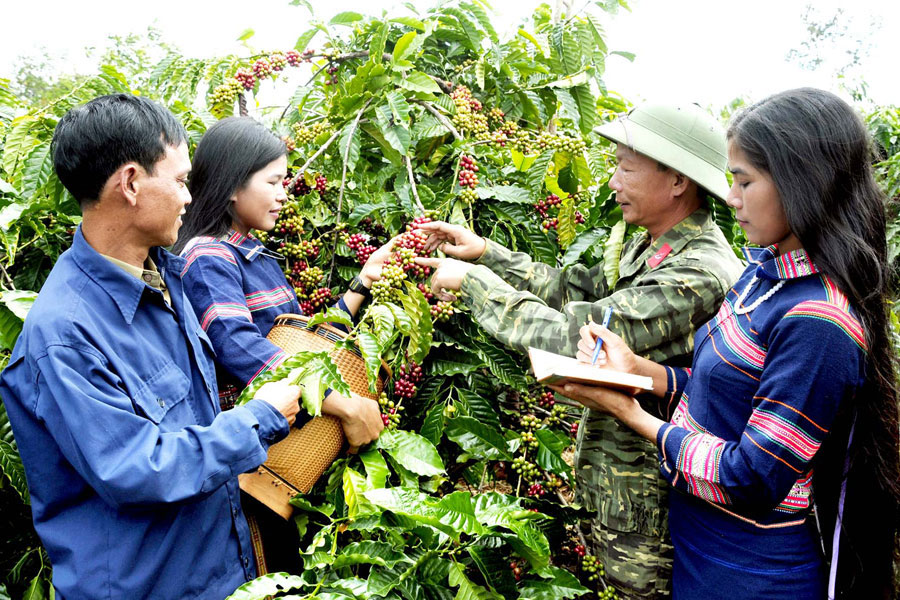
[70,226,186,324]
[222,229,265,262]
[742,245,820,281]
[653,205,715,255]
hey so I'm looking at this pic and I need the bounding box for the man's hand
[322,391,385,453]
[418,221,487,260]
[358,235,399,288]
[415,257,475,299]
[576,321,639,375]
[253,380,302,426]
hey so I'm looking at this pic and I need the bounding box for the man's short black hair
[51,94,188,207]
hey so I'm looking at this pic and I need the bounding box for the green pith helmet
[594,103,730,202]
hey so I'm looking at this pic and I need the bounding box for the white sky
[0,0,897,110]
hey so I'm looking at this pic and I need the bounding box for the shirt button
[143,274,153,283]
[157,398,165,408]
[243,556,250,567]
[232,506,238,517]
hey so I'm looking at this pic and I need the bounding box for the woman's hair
[173,117,285,254]
[728,88,900,598]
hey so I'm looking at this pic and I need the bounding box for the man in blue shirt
[0,94,304,600]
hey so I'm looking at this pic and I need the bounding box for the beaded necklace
[733,275,785,315]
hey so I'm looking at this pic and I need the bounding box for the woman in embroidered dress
[551,88,899,598]
[173,117,386,450]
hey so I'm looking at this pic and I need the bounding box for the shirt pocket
[132,360,191,425]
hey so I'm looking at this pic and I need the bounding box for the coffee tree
[1,2,898,599]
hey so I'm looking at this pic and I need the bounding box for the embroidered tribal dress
[656,246,866,598]
[180,230,349,403]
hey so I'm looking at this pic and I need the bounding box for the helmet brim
[595,119,730,203]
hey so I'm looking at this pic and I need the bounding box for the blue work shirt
[0,227,290,600]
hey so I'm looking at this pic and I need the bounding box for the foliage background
[0,2,898,599]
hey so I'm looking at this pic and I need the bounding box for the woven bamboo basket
[238,314,387,519]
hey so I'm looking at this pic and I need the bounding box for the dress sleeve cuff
[656,422,680,479]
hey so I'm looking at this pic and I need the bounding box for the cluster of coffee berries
[282,238,321,261]
[488,107,505,122]
[538,391,555,408]
[451,86,490,134]
[394,360,423,400]
[459,155,479,189]
[235,68,257,90]
[599,587,619,600]
[273,204,303,236]
[536,132,587,153]
[534,193,561,219]
[291,177,311,196]
[417,282,434,301]
[345,233,377,266]
[299,287,332,314]
[570,421,579,437]
[210,78,245,104]
[323,63,340,86]
[371,264,407,303]
[290,265,323,296]
[574,544,587,558]
[509,559,526,581]
[545,473,563,490]
[378,392,404,428]
[253,58,273,79]
[543,403,568,426]
[453,58,475,73]
[268,52,288,72]
[511,456,540,480]
[315,174,327,194]
[292,121,332,145]
[527,482,545,497]
[520,414,540,430]
[282,136,296,152]
[581,555,605,582]
[431,300,456,322]
[359,216,387,238]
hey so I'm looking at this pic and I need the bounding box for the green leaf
[289,494,335,516]
[475,55,486,91]
[304,306,354,329]
[525,151,554,195]
[226,573,306,600]
[535,68,592,89]
[603,219,627,288]
[519,566,591,599]
[338,122,361,174]
[610,50,636,62]
[2,115,39,178]
[456,388,502,431]
[365,488,483,539]
[360,123,402,166]
[385,90,411,126]
[569,84,597,136]
[22,575,46,600]
[400,282,433,364]
[365,304,396,346]
[0,290,36,351]
[294,28,319,51]
[397,71,441,95]
[429,354,483,376]
[343,467,376,517]
[330,11,364,25]
[419,404,445,446]
[356,329,382,393]
[20,142,53,200]
[375,429,444,476]
[0,439,29,505]
[561,229,606,267]
[557,195,576,249]
[236,28,255,41]
[360,447,390,488]
[475,185,533,204]
[448,562,503,600]
[369,23,389,61]
[387,302,413,333]
[535,428,572,477]
[389,16,426,31]
[375,104,411,154]
[501,523,551,575]
[332,541,410,569]
[393,31,418,62]
[474,342,529,390]
[445,416,512,460]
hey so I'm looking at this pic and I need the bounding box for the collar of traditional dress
[741,245,819,281]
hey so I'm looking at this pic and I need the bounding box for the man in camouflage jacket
[418,103,744,598]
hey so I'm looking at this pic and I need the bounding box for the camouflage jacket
[459,206,744,597]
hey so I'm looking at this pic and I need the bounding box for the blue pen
[590,307,613,365]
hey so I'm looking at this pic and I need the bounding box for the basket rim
[273,313,393,378]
